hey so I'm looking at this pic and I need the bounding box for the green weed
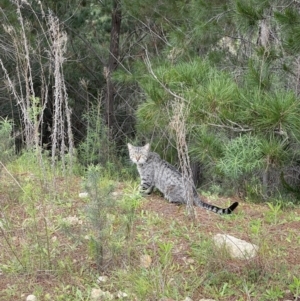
[250,219,262,235]
[158,241,174,266]
[206,282,235,299]
[262,286,284,300]
[289,276,300,299]
[266,201,282,224]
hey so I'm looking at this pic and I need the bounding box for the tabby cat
[128,143,238,214]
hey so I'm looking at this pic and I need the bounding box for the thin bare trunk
[170,100,195,220]
[104,0,121,137]
[48,13,74,169]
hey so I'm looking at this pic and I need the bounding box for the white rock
[186,258,195,264]
[90,289,101,300]
[97,275,108,283]
[26,295,37,301]
[213,234,258,259]
[90,288,113,300]
[79,192,89,198]
[182,297,193,301]
[117,291,128,298]
[140,254,152,268]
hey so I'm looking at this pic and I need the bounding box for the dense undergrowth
[0,117,298,301]
[0,143,300,301]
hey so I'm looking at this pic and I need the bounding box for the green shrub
[83,165,141,271]
[78,106,117,168]
[0,118,15,165]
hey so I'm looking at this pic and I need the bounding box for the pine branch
[208,119,253,133]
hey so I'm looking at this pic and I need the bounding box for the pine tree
[115,0,300,199]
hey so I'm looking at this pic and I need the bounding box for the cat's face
[127,143,150,164]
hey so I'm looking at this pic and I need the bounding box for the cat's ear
[144,143,150,151]
[127,143,133,150]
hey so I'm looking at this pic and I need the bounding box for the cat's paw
[140,186,153,195]
[139,190,151,196]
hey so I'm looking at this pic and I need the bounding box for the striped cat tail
[224,201,239,214]
[196,199,239,215]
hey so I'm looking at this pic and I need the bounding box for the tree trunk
[104,0,121,137]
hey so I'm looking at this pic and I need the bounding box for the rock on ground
[90,288,113,300]
[213,234,258,259]
[26,295,37,301]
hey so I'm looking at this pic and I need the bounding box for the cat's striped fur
[128,143,238,214]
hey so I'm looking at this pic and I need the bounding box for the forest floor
[138,193,300,300]
[143,193,300,267]
[0,171,300,301]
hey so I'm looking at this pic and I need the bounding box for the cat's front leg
[140,179,154,195]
